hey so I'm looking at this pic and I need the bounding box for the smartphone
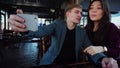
[17,14,38,31]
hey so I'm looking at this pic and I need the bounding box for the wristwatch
[103,46,108,52]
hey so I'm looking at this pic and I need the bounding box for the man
[8,4,118,68]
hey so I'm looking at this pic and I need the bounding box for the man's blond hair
[65,3,82,13]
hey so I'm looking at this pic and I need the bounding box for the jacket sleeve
[26,21,57,38]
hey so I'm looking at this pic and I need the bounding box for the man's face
[66,8,82,24]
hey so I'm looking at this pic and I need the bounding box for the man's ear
[65,11,69,17]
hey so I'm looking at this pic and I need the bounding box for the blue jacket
[27,20,106,65]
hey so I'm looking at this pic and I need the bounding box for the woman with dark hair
[84,0,120,65]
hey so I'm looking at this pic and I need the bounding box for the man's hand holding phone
[8,9,38,32]
[17,14,38,32]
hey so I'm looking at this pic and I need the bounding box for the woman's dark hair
[85,0,111,45]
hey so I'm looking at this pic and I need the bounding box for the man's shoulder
[52,19,65,25]
[53,19,65,23]
[76,26,86,31]
[76,26,87,36]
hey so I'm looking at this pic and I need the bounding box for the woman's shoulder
[108,23,119,30]
[108,23,120,35]
[109,23,118,28]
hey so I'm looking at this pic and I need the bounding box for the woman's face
[89,1,103,22]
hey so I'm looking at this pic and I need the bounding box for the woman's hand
[84,46,105,55]
[102,58,119,68]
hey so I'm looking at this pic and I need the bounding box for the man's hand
[16,9,23,14]
[84,46,104,55]
[8,9,28,32]
[102,58,119,68]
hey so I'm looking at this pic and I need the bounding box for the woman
[84,0,120,64]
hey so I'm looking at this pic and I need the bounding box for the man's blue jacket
[27,20,106,65]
